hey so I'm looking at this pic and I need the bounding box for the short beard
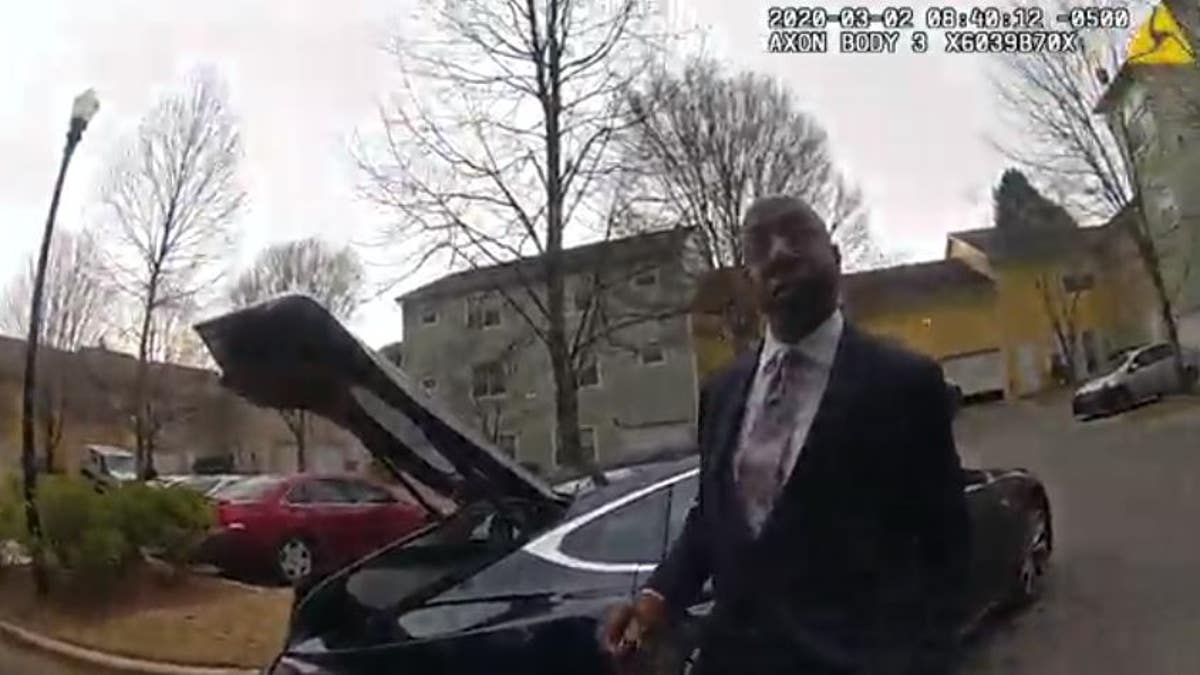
[766,295,837,343]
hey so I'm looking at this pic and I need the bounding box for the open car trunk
[194,295,573,648]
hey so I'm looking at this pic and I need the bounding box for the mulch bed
[0,563,291,669]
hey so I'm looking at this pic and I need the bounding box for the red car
[199,473,430,584]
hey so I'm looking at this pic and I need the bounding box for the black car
[195,295,1054,675]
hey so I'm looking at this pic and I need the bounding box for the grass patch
[0,563,290,669]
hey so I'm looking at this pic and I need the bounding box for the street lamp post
[21,89,99,595]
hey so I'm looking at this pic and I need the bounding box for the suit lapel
[711,342,761,542]
[711,342,761,472]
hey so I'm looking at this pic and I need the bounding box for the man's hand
[603,590,668,661]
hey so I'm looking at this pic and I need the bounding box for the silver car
[1073,343,1199,418]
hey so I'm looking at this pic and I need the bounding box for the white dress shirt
[734,309,844,528]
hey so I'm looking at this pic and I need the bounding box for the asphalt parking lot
[957,393,1200,674]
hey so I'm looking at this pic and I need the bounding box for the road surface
[958,395,1200,674]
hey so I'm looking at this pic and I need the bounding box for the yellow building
[690,214,1155,400]
[946,216,1155,397]
[842,259,1004,398]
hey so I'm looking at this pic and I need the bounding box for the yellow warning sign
[1128,3,1195,65]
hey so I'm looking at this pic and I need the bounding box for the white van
[80,445,137,487]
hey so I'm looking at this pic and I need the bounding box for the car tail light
[215,502,246,530]
[215,501,231,526]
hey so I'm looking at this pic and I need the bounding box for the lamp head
[71,89,100,125]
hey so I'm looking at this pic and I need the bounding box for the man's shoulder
[851,325,942,381]
[699,345,759,398]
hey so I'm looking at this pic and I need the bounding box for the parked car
[79,445,137,488]
[157,473,248,498]
[196,295,1055,675]
[196,472,431,584]
[1073,342,1200,418]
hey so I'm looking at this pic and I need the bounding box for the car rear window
[213,475,284,501]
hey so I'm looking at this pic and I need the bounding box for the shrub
[0,472,25,570]
[112,483,214,566]
[0,472,21,543]
[0,473,215,594]
[36,475,131,584]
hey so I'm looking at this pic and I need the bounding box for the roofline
[395,228,696,304]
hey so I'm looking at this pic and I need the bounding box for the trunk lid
[193,294,567,513]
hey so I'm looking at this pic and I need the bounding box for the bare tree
[621,58,888,352]
[1,230,112,471]
[623,57,887,271]
[98,70,245,478]
[229,238,366,471]
[1034,274,1085,384]
[357,0,667,478]
[990,0,1191,387]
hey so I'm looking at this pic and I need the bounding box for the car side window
[560,487,671,564]
[1135,345,1172,367]
[352,480,397,504]
[307,479,354,504]
[286,481,312,504]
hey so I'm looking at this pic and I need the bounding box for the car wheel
[277,537,316,585]
[1014,507,1052,605]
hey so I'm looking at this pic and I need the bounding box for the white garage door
[941,350,1005,396]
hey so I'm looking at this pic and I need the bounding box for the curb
[0,619,258,675]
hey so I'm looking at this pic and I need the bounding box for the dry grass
[0,564,291,669]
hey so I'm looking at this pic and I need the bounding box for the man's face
[743,202,841,334]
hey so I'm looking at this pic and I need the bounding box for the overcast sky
[0,0,1135,348]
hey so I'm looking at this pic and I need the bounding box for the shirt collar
[761,309,844,370]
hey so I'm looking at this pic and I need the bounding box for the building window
[576,355,600,389]
[472,362,507,398]
[466,295,501,329]
[420,305,438,325]
[1062,273,1095,293]
[632,269,657,287]
[641,342,665,365]
[556,426,597,467]
[497,432,518,456]
[420,376,437,392]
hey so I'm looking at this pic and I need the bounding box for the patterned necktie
[738,349,808,533]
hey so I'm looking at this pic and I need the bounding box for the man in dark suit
[604,195,970,674]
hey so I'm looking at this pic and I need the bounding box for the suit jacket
[646,324,971,675]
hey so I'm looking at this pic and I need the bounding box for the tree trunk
[1052,331,1078,385]
[541,8,603,486]
[295,410,307,473]
[1131,208,1191,391]
[134,296,156,480]
[1148,256,1190,390]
